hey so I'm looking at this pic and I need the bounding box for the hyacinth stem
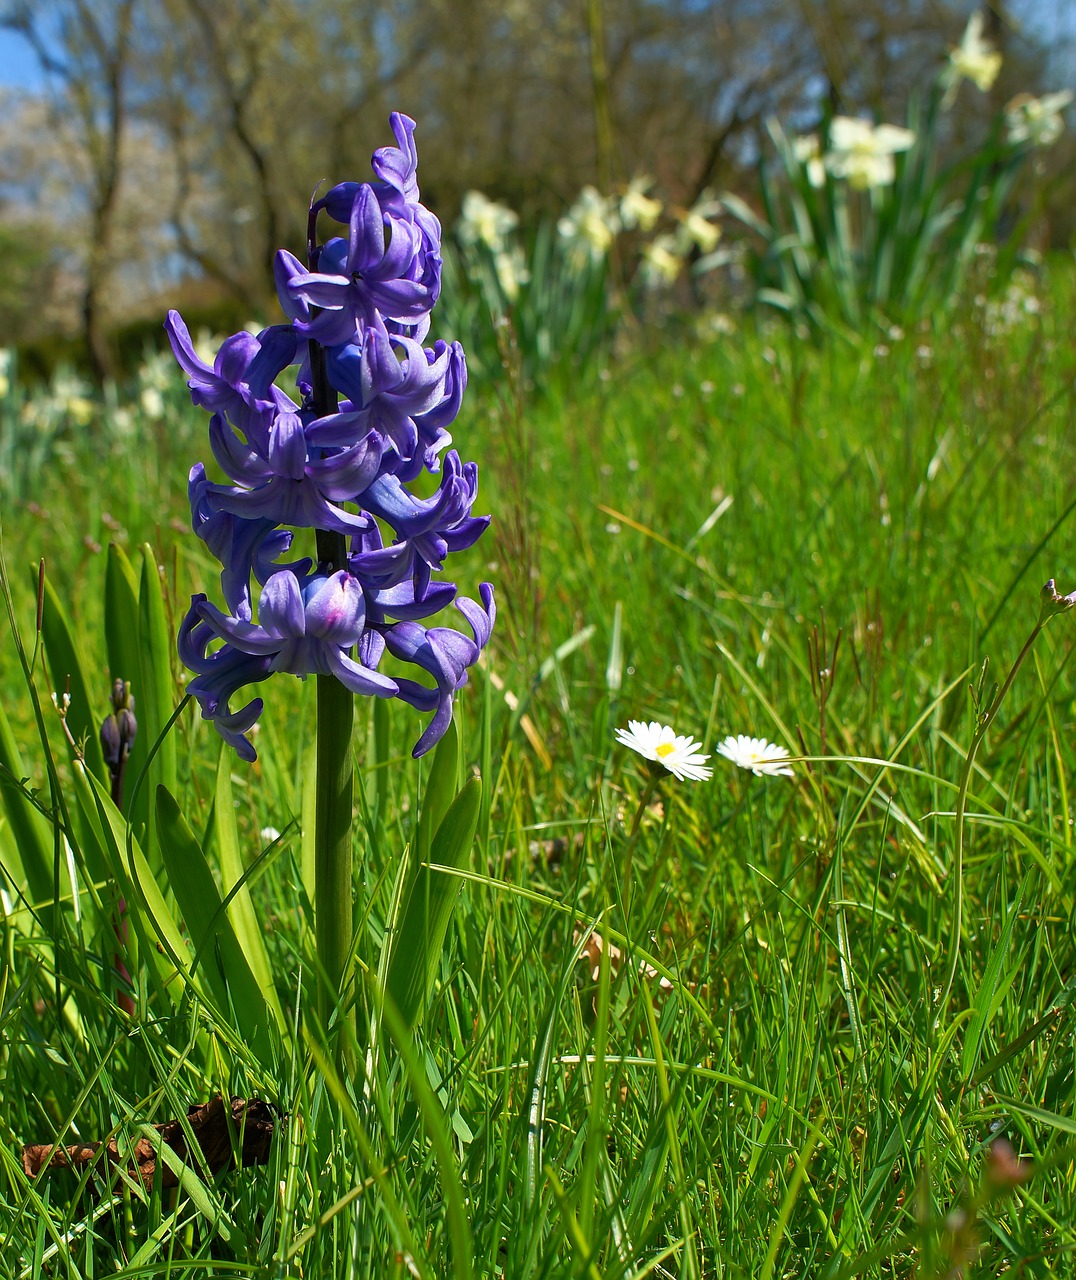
[311,320,356,1048]
[313,523,355,1052]
[314,659,354,1041]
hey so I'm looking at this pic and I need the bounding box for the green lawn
[1,263,1075,1277]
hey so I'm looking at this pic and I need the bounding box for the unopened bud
[101,680,137,768]
[1038,578,1076,624]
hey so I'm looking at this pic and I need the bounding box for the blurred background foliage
[0,0,1072,380]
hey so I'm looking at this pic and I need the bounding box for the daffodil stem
[937,619,1043,1024]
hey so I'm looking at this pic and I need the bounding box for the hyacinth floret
[173,113,493,759]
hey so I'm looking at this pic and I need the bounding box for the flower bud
[101,680,137,768]
[1038,578,1076,624]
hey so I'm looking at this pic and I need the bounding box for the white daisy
[615,720,712,782]
[716,735,794,778]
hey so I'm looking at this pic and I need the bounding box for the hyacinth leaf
[104,542,149,819]
[35,569,107,783]
[478,666,493,859]
[138,544,178,801]
[71,760,183,1007]
[155,784,276,1065]
[416,714,459,868]
[0,699,54,907]
[385,773,480,1030]
[104,542,140,707]
[207,745,285,1033]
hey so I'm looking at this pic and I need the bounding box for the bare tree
[3,0,137,378]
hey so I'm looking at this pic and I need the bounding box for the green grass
[1,261,1076,1277]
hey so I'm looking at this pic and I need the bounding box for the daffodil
[619,176,662,231]
[641,235,683,286]
[457,190,519,251]
[558,186,620,259]
[675,196,721,254]
[615,720,712,782]
[1005,91,1073,148]
[793,134,826,189]
[825,117,916,190]
[949,12,1002,93]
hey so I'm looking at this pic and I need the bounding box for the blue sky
[0,4,1072,92]
[0,27,45,88]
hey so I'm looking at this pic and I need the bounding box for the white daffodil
[675,196,721,254]
[716,735,794,778]
[492,246,529,302]
[619,175,663,231]
[458,190,519,251]
[949,12,1002,93]
[641,234,683,286]
[793,133,827,188]
[558,186,620,259]
[825,116,916,190]
[1005,90,1073,148]
[615,720,713,782]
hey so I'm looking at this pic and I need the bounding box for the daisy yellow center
[655,742,676,759]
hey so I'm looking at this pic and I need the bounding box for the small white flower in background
[675,195,721,255]
[492,246,529,302]
[641,234,683,286]
[825,117,916,190]
[458,190,519,251]
[716,735,794,777]
[0,348,11,398]
[260,826,282,843]
[140,386,164,418]
[558,186,620,259]
[619,175,662,231]
[949,12,1002,93]
[615,720,713,782]
[1005,90,1073,148]
[793,133,826,188]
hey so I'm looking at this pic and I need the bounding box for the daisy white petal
[716,734,794,778]
[615,720,713,782]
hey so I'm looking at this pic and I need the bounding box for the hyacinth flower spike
[171,112,493,1045]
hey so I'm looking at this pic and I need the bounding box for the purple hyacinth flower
[310,328,463,475]
[166,311,298,450]
[172,113,492,758]
[318,115,421,219]
[362,450,489,596]
[371,112,421,204]
[282,195,437,342]
[386,583,495,757]
[189,463,310,619]
[179,601,273,761]
[202,411,384,535]
[195,569,399,700]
